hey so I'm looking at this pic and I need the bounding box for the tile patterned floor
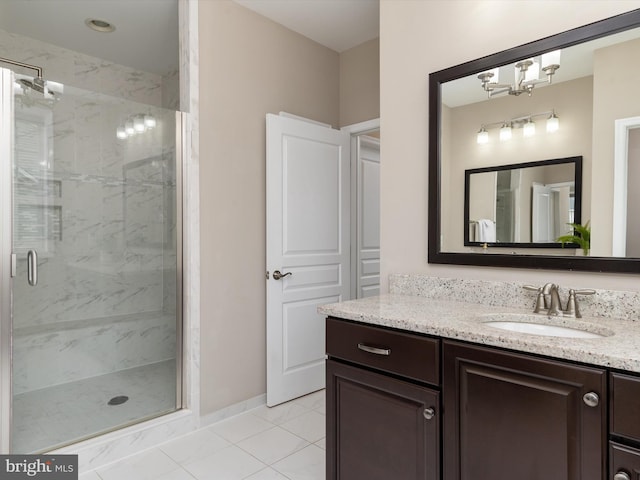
[80,390,326,480]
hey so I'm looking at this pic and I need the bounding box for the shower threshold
[12,359,176,453]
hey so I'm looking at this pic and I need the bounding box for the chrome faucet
[523,284,595,318]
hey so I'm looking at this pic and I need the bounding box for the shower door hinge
[10,253,16,277]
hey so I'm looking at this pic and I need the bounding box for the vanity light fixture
[523,118,536,137]
[499,123,512,142]
[117,113,157,140]
[478,50,561,98]
[547,111,560,133]
[476,127,489,144]
[476,110,559,144]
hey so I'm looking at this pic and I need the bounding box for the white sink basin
[485,321,605,338]
[480,313,613,338]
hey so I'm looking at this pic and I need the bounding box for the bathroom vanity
[322,289,640,480]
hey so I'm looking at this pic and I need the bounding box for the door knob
[272,270,292,280]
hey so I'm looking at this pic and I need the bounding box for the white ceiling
[233,0,379,53]
[0,0,378,78]
[0,0,179,76]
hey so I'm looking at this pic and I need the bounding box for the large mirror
[464,157,582,248]
[428,9,640,273]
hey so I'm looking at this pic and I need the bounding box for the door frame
[613,116,640,257]
[0,67,13,453]
[341,118,380,300]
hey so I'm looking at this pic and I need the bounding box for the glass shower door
[6,69,182,453]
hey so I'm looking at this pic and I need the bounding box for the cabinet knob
[423,407,435,420]
[614,472,631,480]
[583,391,599,407]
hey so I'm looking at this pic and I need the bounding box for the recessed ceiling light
[85,18,116,33]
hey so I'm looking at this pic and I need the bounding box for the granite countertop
[319,294,640,373]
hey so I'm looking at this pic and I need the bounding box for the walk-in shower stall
[0,64,183,453]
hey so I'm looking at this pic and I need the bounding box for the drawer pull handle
[357,343,391,356]
[423,407,435,420]
[614,472,631,480]
[583,391,599,407]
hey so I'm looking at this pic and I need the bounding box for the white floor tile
[280,411,325,443]
[156,469,197,480]
[79,472,102,480]
[314,438,326,450]
[211,412,274,443]
[292,390,325,411]
[252,402,308,425]
[237,426,309,465]
[97,449,182,480]
[183,445,265,480]
[243,467,289,479]
[160,428,230,465]
[272,444,325,480]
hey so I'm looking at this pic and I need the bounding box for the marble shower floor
[13,359,176,453]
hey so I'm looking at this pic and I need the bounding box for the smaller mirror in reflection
[464,156,582,247]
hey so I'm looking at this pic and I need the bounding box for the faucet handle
[522,285,547,313]
[565,288,596,318]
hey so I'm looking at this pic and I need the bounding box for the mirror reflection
[438,22,640,258]
[465,157,581,247]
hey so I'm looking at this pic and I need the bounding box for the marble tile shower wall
[6,38,180,392]
[0,28,178,110]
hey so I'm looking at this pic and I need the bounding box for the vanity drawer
[326,317,440,385]
[611,373,640,442]
[610,442,640,480]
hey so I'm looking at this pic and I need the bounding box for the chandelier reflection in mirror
[478,50,561,98]
[477,110,559,144]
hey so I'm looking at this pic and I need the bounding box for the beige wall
[592,37,640,256]
[339,38,380,127]
[380,0,640,293]
[198,0,339,415]
[443,77,593,252]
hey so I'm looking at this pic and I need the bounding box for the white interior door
[356,135,380,298]
[266,113,350,407]
[532,182,553,242]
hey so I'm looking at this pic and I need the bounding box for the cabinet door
[443,341,606,480]
[326,359,440,480]
[611,441,640,480]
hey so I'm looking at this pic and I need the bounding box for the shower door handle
[27,249,38,286]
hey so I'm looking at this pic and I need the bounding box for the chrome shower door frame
[0,67,14,453]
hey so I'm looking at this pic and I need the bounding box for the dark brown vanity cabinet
[326,317,441,480]
[610,373,640,480]
[443,341,607,480]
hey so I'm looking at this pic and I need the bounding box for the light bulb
[125,121,135,136]
[477,128,489,145]
[546,113,559,133]
[134,115,146,133]
[144,114,156,129]
[523,119,536,137]
[499,123,512,141]
[116,126,127,140]
[542,49,561,69]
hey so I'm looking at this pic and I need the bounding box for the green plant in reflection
[557,221,590,255]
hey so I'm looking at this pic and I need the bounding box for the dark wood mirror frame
[464,156,582,249]
[428,9,640,273]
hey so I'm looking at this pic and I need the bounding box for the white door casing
[356,135,380,298]
[266,113,350,407]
